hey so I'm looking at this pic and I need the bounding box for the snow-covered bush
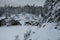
[24,30,31,40]
[54,22,60,31]
[7,19,22,26]
[0,19,6,26]
[24,22,32,25]
[15,35,20,40]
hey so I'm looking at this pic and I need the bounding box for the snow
[0,23,60,40]
[55,2,60,10]
[0,12,42,26]
[0,0,60,40]
[0,16,5,20]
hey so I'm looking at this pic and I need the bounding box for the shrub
[10,20,22,25]
[0,19,6,26]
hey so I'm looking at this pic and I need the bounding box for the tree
[44,0,60,22]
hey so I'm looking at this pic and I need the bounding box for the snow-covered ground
[0,12,60,40]
[0,23,60,40]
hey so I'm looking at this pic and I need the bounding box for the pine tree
[44,0,60,22]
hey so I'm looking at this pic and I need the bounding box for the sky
[0,0,46,7]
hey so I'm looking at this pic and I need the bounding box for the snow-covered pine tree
[44,0,60,22]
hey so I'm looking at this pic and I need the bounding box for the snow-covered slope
[0,23,60,40]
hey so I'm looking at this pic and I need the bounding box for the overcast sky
[0,0,46,7]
